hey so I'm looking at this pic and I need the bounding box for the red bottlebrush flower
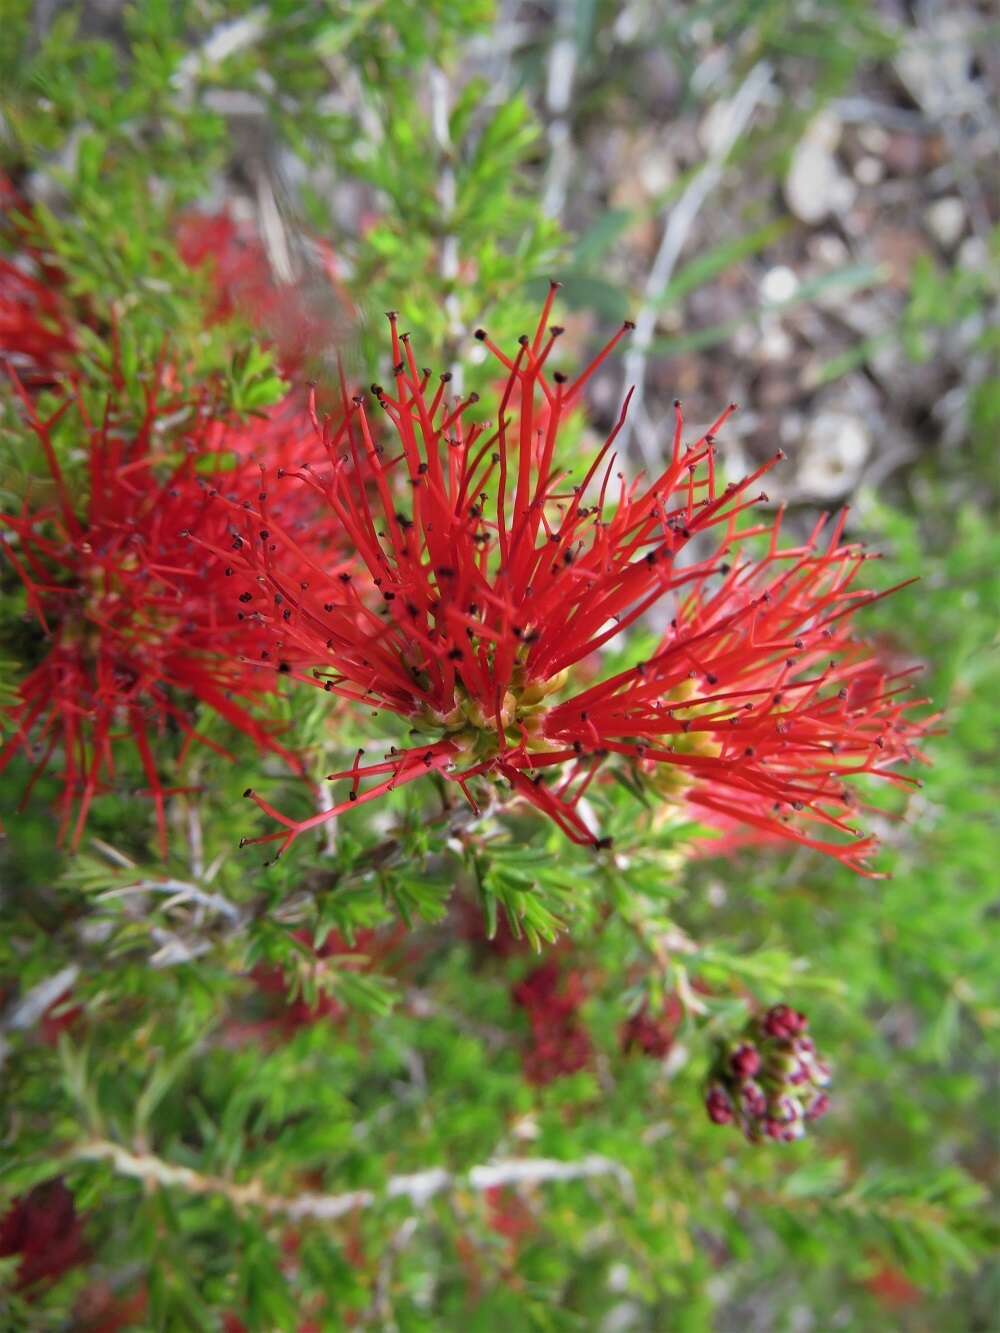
[620,994,683,1058]
[484,1186,536,1246]
[39,996,84,1044]
[74,1283,148,1333]
[0,1179,88,1289]
[864,1262,923,1310]
[221,291,928,869]
[0,177,77,387]
[0,255,76,386]
[246,926,399,1034]
[513,958,592,1085]
[176,211,354,378]
[0,377,324,851]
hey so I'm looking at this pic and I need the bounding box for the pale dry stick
[541,0,580,221]
[186,801,205,883]
[96,879,244,924]
[367,1216,419,1329]
[315,778,339,857]
[619,61,773,469]
[255,168,297,287]
[0,965,80,1072]
[73,1138,633,1221]
[171,6,269,103]
[429,67,466,389]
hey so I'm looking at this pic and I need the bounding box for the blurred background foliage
[0,0,997,1329]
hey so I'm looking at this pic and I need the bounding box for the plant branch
[619,61,773,467]
[72,1138,634,1221]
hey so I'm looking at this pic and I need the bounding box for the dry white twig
[1,965,79,1032]
[97,879,243,924]
[172,7,269,102]
[619,62,773,468]
[430,67,466,387]
[542,0,579,220]
[0,964,81,1071]
[74,1138,633,1221]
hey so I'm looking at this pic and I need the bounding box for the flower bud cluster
[704,1004,831,1143]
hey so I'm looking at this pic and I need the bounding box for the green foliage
[1,2,997,1330]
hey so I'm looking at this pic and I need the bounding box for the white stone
[810,233,849,267]
[925,196,966,249]
[760,265,799,305]
[829,176,858,213]
[895,20,972,118]
[858,124,889,154]
[797,411,871,498]
[759,321,794,362]
[784,113,846,224]
[854,155,885,185]
[957,236,989,271]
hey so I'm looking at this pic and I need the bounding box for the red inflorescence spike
[218,306,930,868]
[1,376,328,853]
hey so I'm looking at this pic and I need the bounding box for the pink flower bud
[705,1085,734,1125]
[730,1042,761,1080]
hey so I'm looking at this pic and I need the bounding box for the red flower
[176,211,354,378]
[864,1262,922,1309]
[219,291,928,870]
[246,926,399,1034]
[0,1179,88,1289]
[621,994,683,1058]
[0,255,76,386]
[513,958,592,1085]
[1,376,323,850]
[0,177,77,387]
[484,1186,536,1246]
[74,1283,148,1332]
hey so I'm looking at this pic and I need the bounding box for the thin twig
[73,1138,634,1221]
[97,879,243,923]
[541,0,579,220]
[619,62,773,467]
[429,67,466,386]
[172,7,269,102]
[0,965,80,1072]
